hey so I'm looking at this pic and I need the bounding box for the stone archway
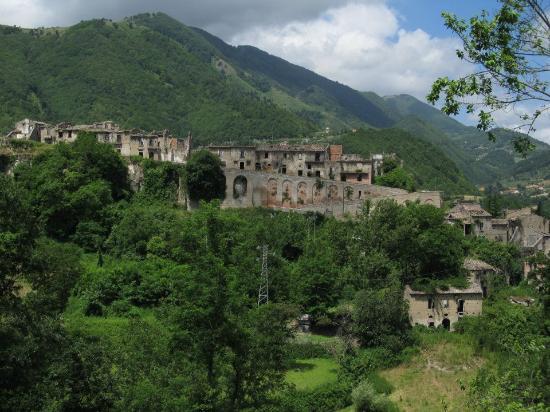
[233,175,248,199]
[328,184,338,201]
[282,180,293,208]
[267,178,278,206]
[344,186,354,201]
[297,182,308,206]
[313,181,324,204]
[442,317,450,331]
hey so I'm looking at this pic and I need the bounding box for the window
[341,174,347,182]
[298,170,303,176]
[284,153,288,159]
[307,164,312,170]
[457,299,465,313]
[239,162,245,170]
[117,134,122,143]
[357,174,363,182]
[358,190,362,199]
[298,153,302,160]
[281,166,287,174]
[264,152,269,159]
[255,163,261,171]
[246,160,251,166]
[138,151,143,157]
[240,150,245,159]
[428,298,434,309]
[315,171,321,177]
[315,153,321,161]
[442,299,449,308]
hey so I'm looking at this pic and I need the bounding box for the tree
[375,168,415,192]
[428,0,549,154]
[185,150,226,202]
[352,284,412,352]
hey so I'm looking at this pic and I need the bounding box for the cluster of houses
[405,201,549,330]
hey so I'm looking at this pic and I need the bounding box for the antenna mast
[257,244,269,306]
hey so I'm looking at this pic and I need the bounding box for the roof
[405,280,483,296]
[256,143,328,152]
[447,203,492,220]
[491,219,509,226]
[505,207,534,220]
[463,258,496,272]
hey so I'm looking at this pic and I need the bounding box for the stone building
[404,280,483,331]
[219,168,442,217]
[404,258,496,330]
[205,143,375,184]
[8,119,192,163]
[446,202,494,236]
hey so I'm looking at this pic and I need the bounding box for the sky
[1,0,548,142]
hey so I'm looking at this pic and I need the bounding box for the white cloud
[490,106,550,145]
[231,2,473,100]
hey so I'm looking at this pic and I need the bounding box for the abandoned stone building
[7,118,441,217]
[447,202,550,279]
[404,258,496,330]
[8,118,192,163]
[204,143,378,183]
[219,168,442,217]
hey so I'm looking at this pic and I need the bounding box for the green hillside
[1,12,547,189]
[336,129,477,195]
[0,16,314,142]
[380,94,550,184]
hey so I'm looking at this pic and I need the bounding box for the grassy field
[285,357,339,391]
[379,331,483,412]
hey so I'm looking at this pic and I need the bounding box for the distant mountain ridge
[0,12,548,193]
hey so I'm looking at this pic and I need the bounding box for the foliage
[352,285,412,352]
[352,380,398,412]
[14,133,129,245]
[185,150,226,202]
[428,0,550,154]
[375,167,415,191]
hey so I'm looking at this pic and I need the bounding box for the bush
[285,342,330,360]
[352,380,398,412]
[277,381,352,412]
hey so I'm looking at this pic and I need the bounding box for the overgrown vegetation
[1,136,548,410]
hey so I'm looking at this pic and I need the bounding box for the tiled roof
[463,258,496,272]
[447,203,492,220]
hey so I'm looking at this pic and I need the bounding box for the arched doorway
[442,318,450,331]
[233,176,248,199]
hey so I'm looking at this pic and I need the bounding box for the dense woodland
[1,135,548,411]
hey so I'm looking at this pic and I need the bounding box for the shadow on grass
[288,361,316,372]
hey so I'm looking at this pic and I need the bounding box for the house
[446,202,493,236]
[204,143,378,183]
[404,280,483,331]
[403,258,499,330]
[463,258,501,297]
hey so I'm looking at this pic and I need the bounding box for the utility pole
[257,244,269,306]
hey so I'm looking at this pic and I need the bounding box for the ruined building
[7,119,442,217]
[404,258,499,330]
[8,118,192,163]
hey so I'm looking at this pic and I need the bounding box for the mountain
[0,16,315,142]
[337,128,477,195]
[0,12,547,192]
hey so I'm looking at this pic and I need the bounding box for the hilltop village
[5,118,549,332]
[8,119,440,215]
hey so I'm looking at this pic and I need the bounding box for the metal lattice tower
[257,244,269,306]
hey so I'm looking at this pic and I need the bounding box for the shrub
[352,380,398,412]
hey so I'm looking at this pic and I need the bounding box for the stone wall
[220,169,442,217]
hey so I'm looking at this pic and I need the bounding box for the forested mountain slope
[1,12,547,189]
[336,129,476,195]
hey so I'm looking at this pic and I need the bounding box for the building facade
[8,118,192,163]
